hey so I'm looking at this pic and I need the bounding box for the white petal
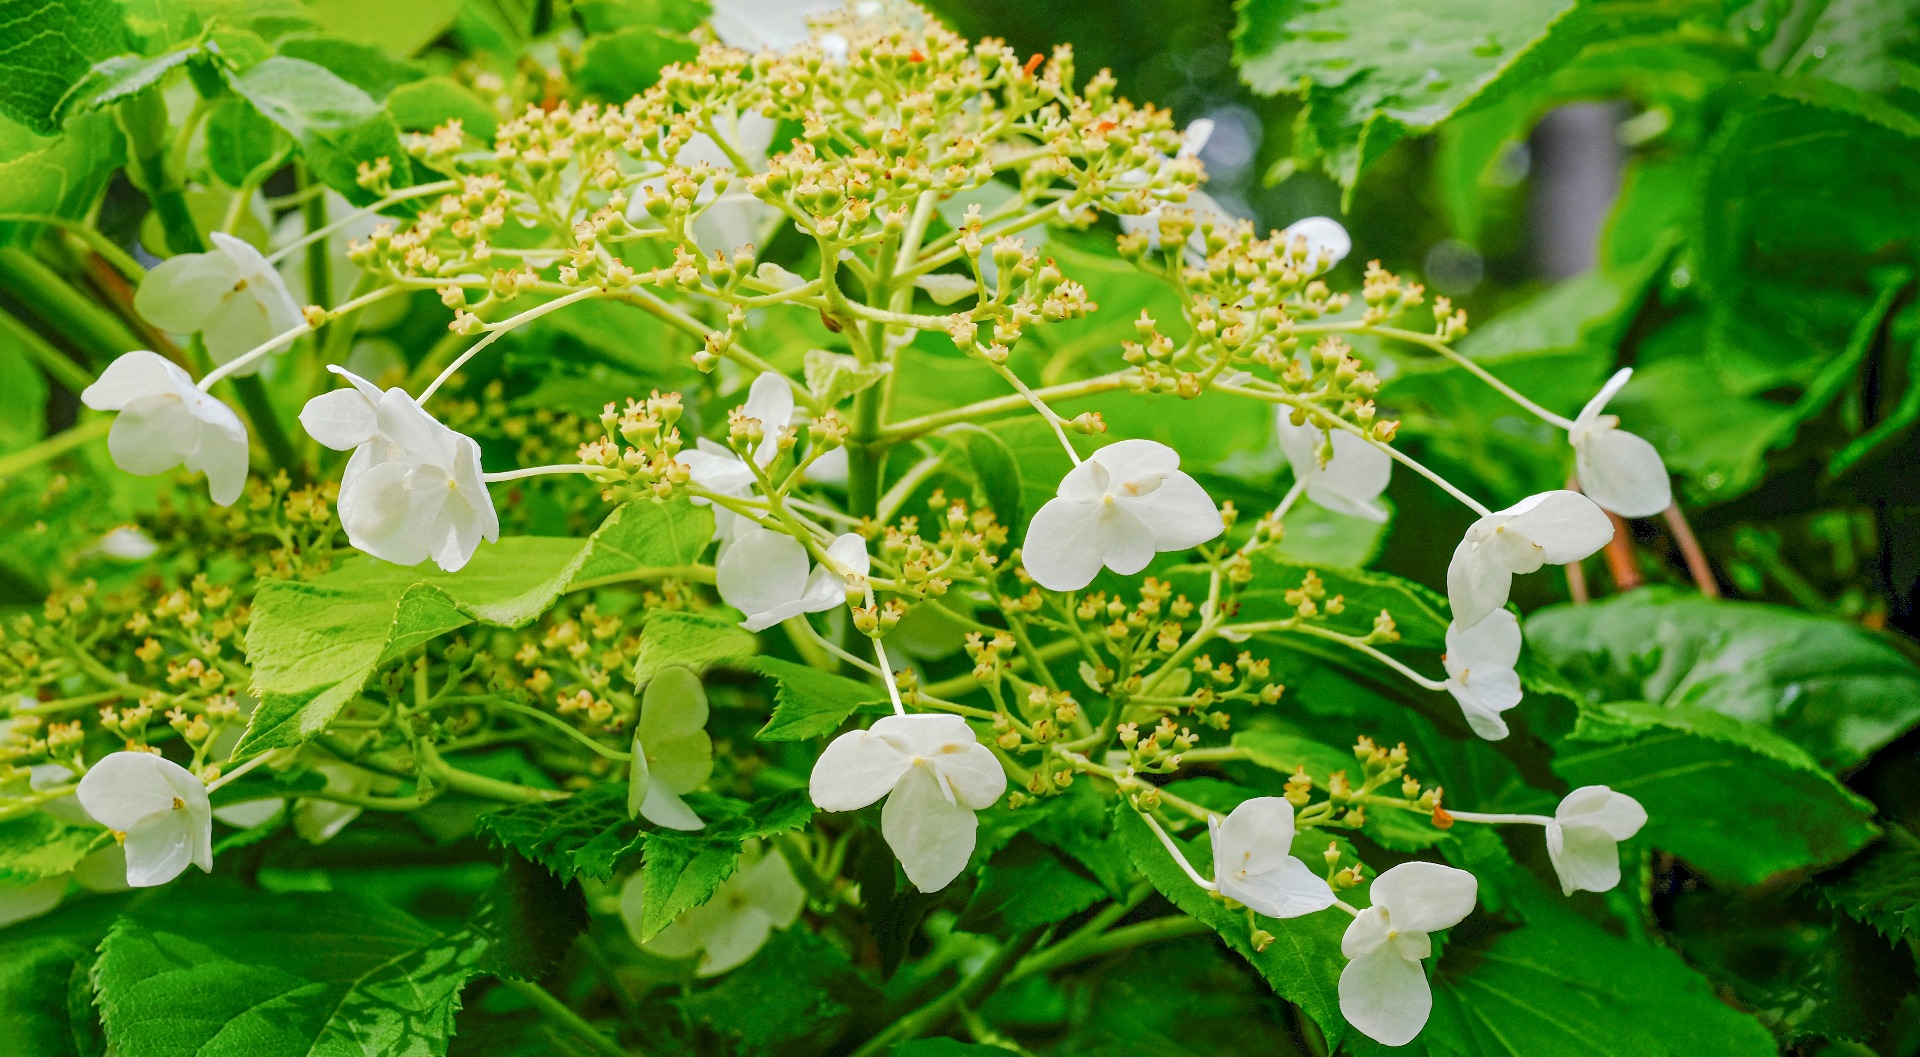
[181,395,250,507]
[1022,497,1108,592]
[740,849,806,925]
[1305,430,1392,522]
[1341,905,1392,959]
[199,285,282,368]
[1572,367,1634,433]
[1446,532,1513,629]
[694,904,774,975]
[679,446,755,497]
[1339,946,1432,1047]
[716,528,814,625]
[744,372,795,466]
[1504,490,1613,565]
[915,273,978,305]
[1576,427,1672,518]
[339,461,443,567]
[1282,216,1351,274]
[1545,820,1625,896]
[1088,438,1180,484]
[881,762,978,892]
[868,713,976,757]
[640,667,710,744]
[930,742,1007,811]
[134,251,239,335]
[293,799,362,843]
[107,397,197,476]
[1211,796,1299,882]
[1445,609,1522,672]
[300,388,380,450]
[1556,785,1647,840]
[1220,855,1335,920]
[81,351,191,411]
[122,811,199,887]
[810,728,912,811]
[76,752,203,831]
[638,776,705,831]
[213,799,285,829]
[1124,470,1224,552]
[823,532,871,577]
[1371,861,1477,933]
[73,844,130,892]
[1443,612,1525,739]
[1448,665,1521,740]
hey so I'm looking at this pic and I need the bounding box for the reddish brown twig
[1662,504,1720,598]
[1602,509,1642,591]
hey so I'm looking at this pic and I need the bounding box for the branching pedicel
[12,2,1684,1046]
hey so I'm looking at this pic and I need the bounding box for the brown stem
[1565,556,1591,605]
[1662,504,1720,598]
[1603,509,1643,591]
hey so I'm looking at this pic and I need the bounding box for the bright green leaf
[746,655,886,741]
[0,0,126,134]
[223,55,406,205]
[0,812,106,882]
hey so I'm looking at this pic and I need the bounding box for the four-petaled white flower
[1546,785,1647,896]
[1275,411,1391,522]
[1339,861,1478,1047]
[1446,490,1612,628]
[679,438,759,544]
[1024,440,1224,592]
[810,713,1007,892]
[620,843,806,975]
[1570,368,1671,518]
[1280,216,1352,276]
[300,366,499,572]
[629,666,715,831]
[81,351,249,506]
[1442,610,1524,740]
[134,231,303,370]
[1209,796,1335,918]
[75,751,213,889]
[717,529,868,632]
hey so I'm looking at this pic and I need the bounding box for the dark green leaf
[223,55,406,205]
[0,895,129,1057]
[947,423,1026,536]
[470,854,589,980]
[477,783,630,880]
[676,927,867,1054]
[0,0,126,134]
[745,655,886,741]
[574,0,710,36]
[1820,825,1920,943]
[958,835,1105,934]
[632,830,738,942]
[202,96,285,187]
[574,26,699,101]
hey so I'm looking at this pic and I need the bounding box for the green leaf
[574,26,699,101]
[223,55,406,205]
[240,500,712,757]
[631,829,738,942]
[803,348,892,408]
[476,783,631,880]
[300,0,461,57]
[276,37,425,101]
[53,46,198,124]
[1820,825,1920,943]
[575,0,710,35]
[0,895,129,1057]
[958,834,1105,934]
[93,886,486,1057]
[945,423,1026,535]
[1552,702,1877,885]
[675,928,867,1053]
[1526,590,1920,770]
[632,609,755,688]
[1112,805,1350,1041]
[0,0,126,135]
[745,655,887,741]
[470,854,589,981]
[0,110,125,247]
[385,76,498,140]
[202,96,284,187]
[1233,0,1583,191]
[0,812,106,882]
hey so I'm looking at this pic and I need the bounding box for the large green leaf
[477,785,814,883]
[1820,825,1920,943]
[1234,0,1584,190]
[239,500,712,756]
[746,656,887,741]
[0,110,124,247]
[1527,591,1920,770]
[0,895,129,1057]
[0,0,126,134]
[93,887,487,1057]
[223,55,407,205]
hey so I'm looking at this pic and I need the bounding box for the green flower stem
[0,249,143,369]
[116,90,204,256]
[500,979,634,1057]
[1300,320,1577,430]
[877,369,1133,442]
[562,564,717,594]
[0,215,143,282]
[416,742,570,803]
[298,165,332,311]
[1007,913,1211,982]
[0,307,93,393]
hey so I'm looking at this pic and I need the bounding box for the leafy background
[2,0,1920,1055]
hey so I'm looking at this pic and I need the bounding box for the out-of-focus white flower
[716,529,867,632]
[810,713,1006,892]
[620,843,805,974]
[629,667,715,832]
[1024,440,1223,592]
[1546,786,1647,896]
[1570,368,1671,518]
[680,438,759,543]
[1447,490,1612,628]
[75,751,212,888]
[212,759,377,844]
[1442,610,1524,740]
[1279,216,1351,276]
[707,0,841,51]
[1117,119,1243,262]
[1339,861,1477,1047]
[1208,796,1335,918]
[300,366,498,572]
[134,231,303,371]
[95,526,160,561]
[81,351,249,506]
[1275,411,1391,522]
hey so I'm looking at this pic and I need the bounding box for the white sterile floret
[134,231,303,370]
[810,713,1007,892]
[620,843,806,975]
[680,438,759,543]
[81,351,249,506]
[717,529,868,632]
[739,371,796,467]
[75,751,213,889]
[1024,440,1224,592]
[1446,490,1612,629]
[1442,610,1524,740]
[300,366,499,572]
[1569,368,1672,518]
[1275,411,1391,522]
[1546,785,1648,896]
[1208,796,1335,918]
[1339,861,1478,1047]
[629,667,716,832]
[1279,216,1352,276]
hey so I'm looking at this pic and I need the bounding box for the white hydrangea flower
[1208,796,1335,918]
[717,529,868,632]
[1570,368,1671,518]
[678,372,802,542]
[1279,216,1352,276]
[133,231,303,371]
[1447,490,1612,628]
[1116,120,1241,262]
[1275,411,1391,522]
[300,366,499,572]
[810,713,1007,892]
[1339,861,1478,1047]
[80,351,249,506]
[1546,786,1648,896]
[1023,440,1224,592]
[629,667,715,832]
[214,760,373,844]
[620,844,806,975]
[75,751,213,889]
[1442,610,1524,740]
